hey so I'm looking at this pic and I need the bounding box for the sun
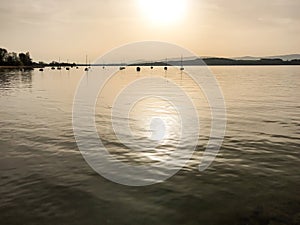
[138,0,187,25]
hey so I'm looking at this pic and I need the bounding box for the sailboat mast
[180,55,184,70]
[84,54,89,71]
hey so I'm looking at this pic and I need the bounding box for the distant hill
[235,54,300,61]
[96,54,300,67]
[129,57,300,66]
[234,56,261,60]
[130,54,300,65]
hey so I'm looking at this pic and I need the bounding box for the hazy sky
[1,0,299,62]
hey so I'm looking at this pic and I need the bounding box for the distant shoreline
[130,58,300,66]
[0,66,35,69]
[1,48,300,68]
[1,65,300,71]
[1,58,300,71]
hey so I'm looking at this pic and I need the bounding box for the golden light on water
[138,0,187,25]
[129,97,181,142]
[95,67,208,164]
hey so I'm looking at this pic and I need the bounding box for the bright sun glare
[138,0,187,25]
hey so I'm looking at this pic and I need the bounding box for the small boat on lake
[164,58,168,70]
[84,55,89,71]
[180,55,184,71]
[57,57,61,70]
[66,59,70,70]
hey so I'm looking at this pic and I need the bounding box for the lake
[0,66,299,225]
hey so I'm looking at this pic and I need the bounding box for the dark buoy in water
[136,67,141,72]
[150,66,153,69]
[164,66,168,71]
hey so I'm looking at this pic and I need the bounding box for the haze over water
[0,66,299,224]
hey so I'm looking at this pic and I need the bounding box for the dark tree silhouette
[0,48,33,66]
[6,52,21,66]
[19,52,33,66]
[0,48,8,64]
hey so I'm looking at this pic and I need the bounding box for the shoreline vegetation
[1,48,300,71]
[0,48,76,70]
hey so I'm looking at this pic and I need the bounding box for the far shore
[1,61,300,71]
[0,66,35,69]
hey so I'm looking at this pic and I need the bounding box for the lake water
[0,66,299,225]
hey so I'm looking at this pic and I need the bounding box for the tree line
[0,48,33,66]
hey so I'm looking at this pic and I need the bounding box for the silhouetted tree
[0,48,8,64]
[6,52,21,66]
[49,61,59,66]
[19,52,33,66]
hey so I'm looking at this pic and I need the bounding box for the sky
[0,0,299,63]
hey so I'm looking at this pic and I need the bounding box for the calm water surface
[0,66,299,225]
